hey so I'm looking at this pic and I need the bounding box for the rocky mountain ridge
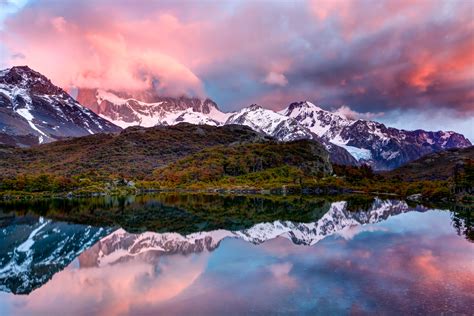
[281,101,472,169]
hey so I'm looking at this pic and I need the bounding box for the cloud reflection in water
[0,210,472,315]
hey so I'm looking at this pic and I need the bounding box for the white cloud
[333,105,384,120]
[263,71,288,87]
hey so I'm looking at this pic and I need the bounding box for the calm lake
[0,194,473,315]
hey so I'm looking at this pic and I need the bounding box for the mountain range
[73,86,472,170]
[0,66,471,170]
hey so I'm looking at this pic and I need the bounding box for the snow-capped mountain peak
[279,101,326,116]
[0,66,63,96]
[76,87,471,169]
[281,101,353,138]
[225,104,315,141]
[0,66,120,147]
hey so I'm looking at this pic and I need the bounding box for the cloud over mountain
[1,0,472,137]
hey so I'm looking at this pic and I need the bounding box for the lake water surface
[0,194,473,315]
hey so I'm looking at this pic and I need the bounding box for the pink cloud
[0,0,472,134]
[268,262,297,288]
[4,252,209,315]
[2,8,206,96]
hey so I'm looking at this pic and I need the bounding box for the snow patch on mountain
[172,109,221,126]
[15,107,48,142]
[226,105,314,141]
[340,145,372,161]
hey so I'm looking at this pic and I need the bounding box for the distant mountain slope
[225,104,314,141]
[280,101,472,170]
[0,123,272,179]
[0,66,121,147]
[387,146,474,181]
[76,91,357,165]
[223,102,471,169]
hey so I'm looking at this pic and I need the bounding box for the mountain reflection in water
[0,194,473,315]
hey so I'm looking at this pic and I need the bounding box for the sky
[0,0,473,139]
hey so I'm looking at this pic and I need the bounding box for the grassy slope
[0,123,270,179]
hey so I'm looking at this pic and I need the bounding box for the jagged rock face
[225,104,314,141]
[335,120,472,169]
[281,101,472,170]
[76,88,227,128]
[0,215,112,294]
[0,66,121,147]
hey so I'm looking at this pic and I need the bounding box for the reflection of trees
[450,205,473,242]
[0,194,333,234]
[345,195,375,212]
[5,194,470,240]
